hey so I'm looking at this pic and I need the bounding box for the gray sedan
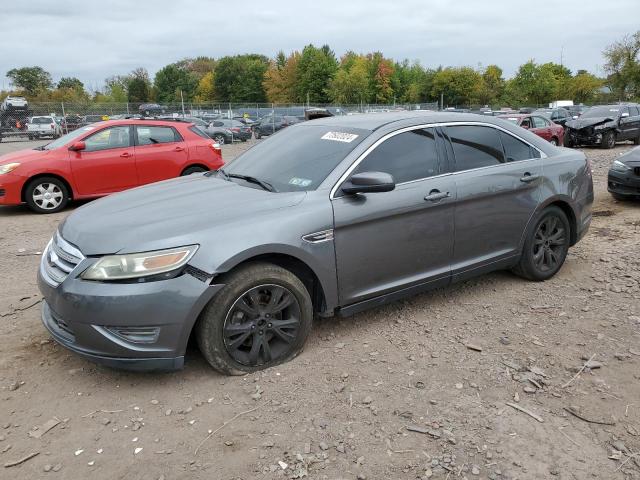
[38,112,593,374]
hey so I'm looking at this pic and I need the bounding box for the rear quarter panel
[537,147,593,244]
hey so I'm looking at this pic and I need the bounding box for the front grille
[40,233,84,287]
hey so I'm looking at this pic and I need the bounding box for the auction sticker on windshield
[321,131,359,143]
[289,177,312,187]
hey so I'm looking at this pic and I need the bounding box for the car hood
[0,148,53,166]
[60,175,306,256]
[565,116,614,130]
[619,146,640,166]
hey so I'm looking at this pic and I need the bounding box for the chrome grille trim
[40,233,85,287]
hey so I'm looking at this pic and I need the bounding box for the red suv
[0,119,223,213]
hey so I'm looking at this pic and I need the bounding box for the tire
[611,192,629,201]
[25,176,69,214]
[181,166,207,176]
[254,130,262,139]
[241,138,247,142]
[550,137,558,146]
[196,262,313,375]
[601,131,616,149]
[634,135,640,146]
[213,135,225,145]
[28,135,34,141]
[564,134,574,147]
[512,206,570,281]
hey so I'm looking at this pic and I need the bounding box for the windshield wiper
[227,173,277,192]
[215,168,276,192]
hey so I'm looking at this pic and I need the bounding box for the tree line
[3,31,639,107]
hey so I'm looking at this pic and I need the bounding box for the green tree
[329,54,370,104]
[194,71,216,102]
[173,57,216,80]
[510,60,557,105]
[568,72,602,103]
[6,66,52,95]
[213,54,269,102]
[431,67,482,106]
[57,77,84,91]
[264,52,300,103]
[603,31,640,99]
[295,44,338,103]
[154,64,198,103]
[476,65,504,105]
[367,52,395,103]
[127,68,151,103]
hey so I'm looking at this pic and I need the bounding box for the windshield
[533,109,552,118]
[42,126,96,150]
[581,106,620,119]
[223,124,369,192]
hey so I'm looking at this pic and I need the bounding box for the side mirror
[342,171,395,195]
[69,141,86,151]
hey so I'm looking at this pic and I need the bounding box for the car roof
[307,110,519,131]
[88,119,195,127]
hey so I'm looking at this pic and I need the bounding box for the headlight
[0,163,20,175]
[611,160,631,172]
[81,245,198,281]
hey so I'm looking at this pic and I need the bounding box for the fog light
[105,326,160,344]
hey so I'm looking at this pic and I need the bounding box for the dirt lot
[0,137,639,480]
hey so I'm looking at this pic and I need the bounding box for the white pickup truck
[27,116,62,139]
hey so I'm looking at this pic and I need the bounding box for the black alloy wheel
[531,214,567,273]
[223,284,301,367]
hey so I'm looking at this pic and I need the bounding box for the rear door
[134,124,189,184]
[619,106,640,140]
[443,125,543,280]
[70,125,138,195]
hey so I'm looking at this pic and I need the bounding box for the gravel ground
[0,138,639,480]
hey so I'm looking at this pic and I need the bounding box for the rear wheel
[601,131,616,149]
[254,130,262,139]
[25,177,69,214]
[513,206,570,281]
[213,134,225,145]
[550,137,558,146]
[196,263,313,375]
[634,134,640,145]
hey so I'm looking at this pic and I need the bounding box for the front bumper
[0,173,25,205]
[38,256,223,371]
[608,169,640,197]
[567,128,601,145]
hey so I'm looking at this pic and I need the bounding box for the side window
[136,126,180,146]
[446,125,505,171]
[520,117,532,129]
[212,121,224,127]
[629,106,639,116]
[354,128,439,184]
[532,116,548,128]
[83,126,131,152]
[499,131,540,162]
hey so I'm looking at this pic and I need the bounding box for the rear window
[499,131,540,161]
[31,117,53,124]
[445,125,505,171]
[189,126,211,139]
[136,125,181,145]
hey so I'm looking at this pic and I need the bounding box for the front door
[332,127,455,306]
[134,125,188,184]
[70,125,138,195]
[442,125,543,279]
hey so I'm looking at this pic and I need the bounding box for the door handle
[520,173,540,183]
[120,152,131,158]
[174,146,185,152]
[424,190,450,202]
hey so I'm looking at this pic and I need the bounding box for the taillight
[231,127,240,132]
[210,143,221,152]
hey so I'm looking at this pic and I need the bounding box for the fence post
[60,102,68,135]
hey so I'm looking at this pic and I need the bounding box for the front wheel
[601,131,616,149]
[25,177,69,214]
[512,206,570,281]
[181,166,207,176]
[254,130,261,139]
[196,263,313,375]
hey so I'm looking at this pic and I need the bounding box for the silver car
[38,112,593,374]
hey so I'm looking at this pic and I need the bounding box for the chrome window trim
[329,121,547,200]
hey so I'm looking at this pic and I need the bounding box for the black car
[211,119,252,142]
[565,104,640,149]
[533,108,572,127]
[564,105,589,119]
[608,146,640,200]
[253,115,301,139]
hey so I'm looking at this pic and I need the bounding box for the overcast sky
[1,0,638,90]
